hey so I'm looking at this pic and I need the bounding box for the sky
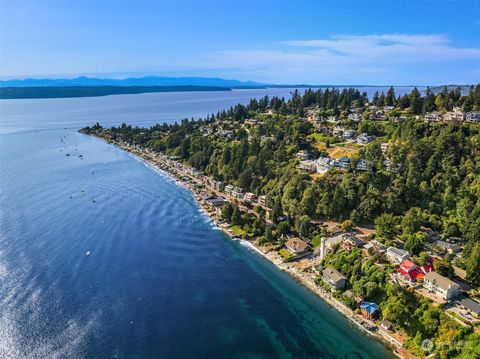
[1,0,480,85]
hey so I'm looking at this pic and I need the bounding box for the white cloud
[194,34,480,84]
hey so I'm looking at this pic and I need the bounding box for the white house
[232,187,244,199]
[465,112,480,122]
[334,157,350,170]
[348,113,361,122]
[425,112,443,122]
[380,142,389,154]
[258,195,267,207]
[296,160,317,173]
[357,133,375,145]
[356,159,371,171]
[423,271,460,301]
[386,247,410,264]
[343,129,357,139]
[444,111,464,122]
[224,184,234,195]
[243,192,257,203]
[316,157,334,174]
[322,267,347,290]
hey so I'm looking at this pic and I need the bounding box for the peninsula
[81,85,480,358]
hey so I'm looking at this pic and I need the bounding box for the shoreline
[87,134,415,359]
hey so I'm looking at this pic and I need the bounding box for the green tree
[374,213,398,241]
[435,258,454,278]
[401,208,423,235]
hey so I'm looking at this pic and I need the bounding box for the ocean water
[0,89,395,358]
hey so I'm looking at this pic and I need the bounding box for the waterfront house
[386,247,410,264]
[360,302,380,320]
[459,298,480,318]
[465,112,480,122]
[356,133,374,145]
[322,267,347,290]
[205,197,226,208]
[285,237,310,256]
[444,111,464,122]
[425,112,443,122]
[423,271,460,301]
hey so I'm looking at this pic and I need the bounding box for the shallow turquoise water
[0,91,394,358]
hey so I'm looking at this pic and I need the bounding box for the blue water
[0,90,395,358]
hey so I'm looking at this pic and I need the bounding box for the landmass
[81,85,480,358]
[0,85,232,99]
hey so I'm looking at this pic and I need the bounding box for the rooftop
[424,271,458,290]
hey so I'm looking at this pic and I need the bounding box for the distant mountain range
[0,76,268,88]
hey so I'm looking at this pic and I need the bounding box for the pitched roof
[424,271,458,290]
[460,298,480,315]
[399,259,417,272]
[360,302,380,314]
[323,267,347,282]
[285,237,309,252]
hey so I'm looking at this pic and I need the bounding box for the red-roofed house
[396,259,433,282]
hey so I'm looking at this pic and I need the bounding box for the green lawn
[279,248,293,260]
[311,236,322,247]
[230,225,245,236]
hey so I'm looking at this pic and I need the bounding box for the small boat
[92,199,96,203]
[86,251,91,256]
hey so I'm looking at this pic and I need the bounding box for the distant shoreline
[0,85,232,100]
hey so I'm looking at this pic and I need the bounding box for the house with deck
[444,111,464,122]
[425,112,443,122]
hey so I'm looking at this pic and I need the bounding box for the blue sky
[1,0,480,84]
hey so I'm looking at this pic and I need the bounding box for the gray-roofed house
[433,240,461,254]
[423,271,461,301]
[322,267,347,290]
[459,298,480,317]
